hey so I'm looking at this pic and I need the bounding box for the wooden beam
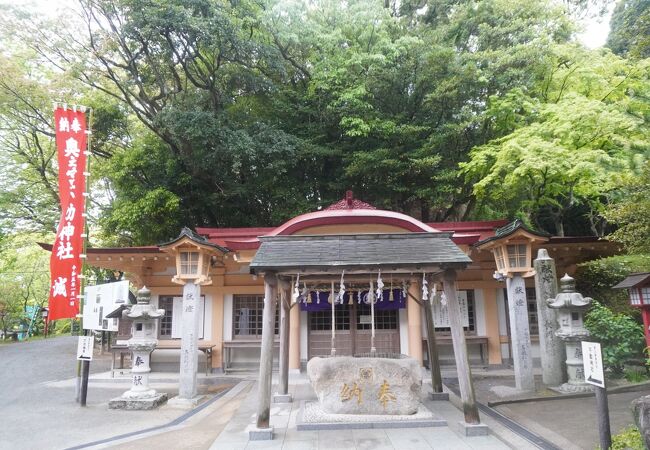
[423,288,443,394]
[443,269,480,424]
[256,273,278,431]
[278,281,290,396]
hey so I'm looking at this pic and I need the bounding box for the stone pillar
[289,300,301,371]
[252,274,278,440]
[443,270,486,435]
[506,275,535,391]
[407,279,423,365]
[178,281,201,402]
[274,281,292,403]
[533,249,565,386]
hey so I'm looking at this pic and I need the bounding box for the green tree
[0,233,52,338]
[605,161,650,253]
[269,0,574,221]
[607,0,650,59]
[462,47,650,235]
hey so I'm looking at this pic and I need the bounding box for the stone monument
[547,274,593,393]
[109,286,167,409]
[533,249,565,386]
[307,356,421,415]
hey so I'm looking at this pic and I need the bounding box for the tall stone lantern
[475,220,549,391]
[159,228,228,405]
[547,274,593,393]
[109,286,167,409]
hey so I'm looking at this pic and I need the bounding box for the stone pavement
[209,375,518,450]
[5,337,644,450]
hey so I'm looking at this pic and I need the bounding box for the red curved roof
[268,208,439,236]
[195,195,508,250]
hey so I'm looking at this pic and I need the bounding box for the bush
[608,426,644,450]
[576,254,650,316]
[624,368,649,383]
[585,301,646,376]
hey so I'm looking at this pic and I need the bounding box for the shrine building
[75,192,616,373]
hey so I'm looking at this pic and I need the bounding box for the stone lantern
[613,273,650,348]
[475,220,549,391]
[159,228,228,405]
[547,274,593,393]
[109,286,167,409]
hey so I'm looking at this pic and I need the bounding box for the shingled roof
[249,233,471,274]
[612,272,650,289]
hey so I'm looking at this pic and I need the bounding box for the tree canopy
[0,0,647,249]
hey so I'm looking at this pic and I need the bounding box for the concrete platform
[108,393,168,410]
[296,400,446,430]
[209,375,512,450]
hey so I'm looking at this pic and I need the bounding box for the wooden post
[423,290,443,393]
[289,301,301,370]
[595,386,612,450]
[370,279,376,354]
[443,269,480,424]
[407,279,423,365]
[331,280,336,356]
[278,281,290,397]
[255,273,278,432]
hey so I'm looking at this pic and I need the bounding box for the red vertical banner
[48,107,88,321]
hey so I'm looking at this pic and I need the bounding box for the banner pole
[79,106,93,407]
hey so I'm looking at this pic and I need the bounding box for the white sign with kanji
[582,341,605,388]
[432,290,469,328]
[83,281,129,332]
[77,336,94,361]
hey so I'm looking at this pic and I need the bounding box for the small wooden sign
[582,341,605,388]
[77,335,94,361]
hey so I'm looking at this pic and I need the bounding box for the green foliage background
[0,0,648,326]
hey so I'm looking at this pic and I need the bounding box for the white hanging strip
[338,270,346,304]
[422,273,429,301]
[292,275,299,304]
[376,270,384,302]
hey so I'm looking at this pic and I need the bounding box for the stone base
[549,383,594,394]
[273,393,293,403]
[249,427,273,441]
[108,393,167,410]
[459,421,489,437]
[167,395,204,408]
[296,401,446,430]
[430,392,449,401]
